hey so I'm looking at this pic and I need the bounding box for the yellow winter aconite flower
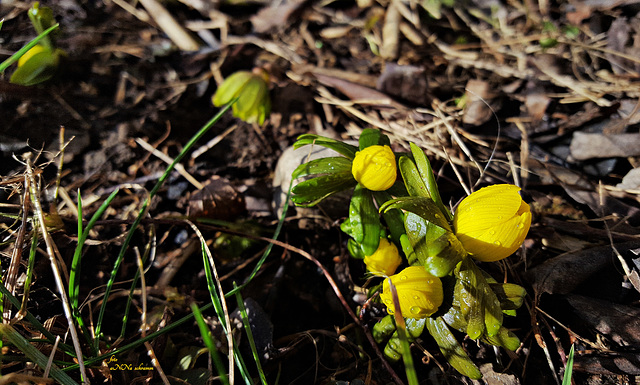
[453,184,532,262]
[212,69,271,125]
[18,44,47,67]
[364,238,402,276]
[351,145,397,191]
[380,266,443,318]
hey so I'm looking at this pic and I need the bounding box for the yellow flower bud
[364,238,402,276]
[351,145,397,191]
[453,184,532,262]
[380,266,443,318]
[212,69,271,125]
[18,44,48,67]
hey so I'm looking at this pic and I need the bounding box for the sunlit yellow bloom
[453,184,532,262]
[364,238,402,276]
[212,69,271,125]
[380,266,443,318]
[351,145,397,191]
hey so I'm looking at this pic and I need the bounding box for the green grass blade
[94,105,231,348]
[201,241,254,385]
[562,344,575,385]
[64,302,214,371]
[0,324,78,385]
[234,284,268,385]
[0,279,76,357]
[0,23,59,74]
[191,303,229,385]
[387,280,419,385]
[69,190,82,317]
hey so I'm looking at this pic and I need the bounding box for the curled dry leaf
[565,294,640,346]
[187,175,245,220]
[525,240,640,295]
[570,132,640,160]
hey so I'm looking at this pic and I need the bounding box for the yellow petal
[454,184,522,234]
[457,206,532,262]
[454,184,532,262]
[18,44,48,67]
[380,266,443,318]
[351,145,397,191]
[364,238,402,276]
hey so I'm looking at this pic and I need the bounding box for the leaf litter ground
[1,0,640,384]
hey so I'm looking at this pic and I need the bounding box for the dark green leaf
[342,185,380,255]
[425,317,482,380]
[483,326,521,351]
[483,280,503,337]
[359,128,384,149]
[562,345,575,385]
[399,156,431,199]
[456,258,484,339]
[291,156,352,179]
[294,135,358,159]
[373,315,396,343]
[409,143,450,220]
[442,305,467,332]
[489,283,527,311]
[347,238,365,259]
[291,172,356,206]
[373,191,415,260]
[404,212,465,277]
[383,318,426,363]
[381,196,451,231]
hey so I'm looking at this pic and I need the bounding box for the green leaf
[291,171,357,206]
[442,304,468,332]
[373,191,415,260]
[483,281,503,337]
[28,3,57,48]
[341,184,380,255]
[455,259,484,339]
[381,196,450,231]
[347,238,365,259]
[404,212,465,277]
[291,156,352,179]
[358,128,389,149]
[489,282,527,311]
[399,156,431,199]
[383,318,426,363]
[483,326,521,351]
[0,324,79,385]
[562,344,575,385]
[409,143,450,220]
[0,23,59,75]
[294,135,358,159]
[425,317,482,380]
[373,315,396,343]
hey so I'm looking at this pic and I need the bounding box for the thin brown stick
[24,155,90,384]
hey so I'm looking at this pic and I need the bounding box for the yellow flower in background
[453,184,532,262]
[212,68,271,125]
[380,266,443,318]
[364,238,402,276]
[351,145,397,191]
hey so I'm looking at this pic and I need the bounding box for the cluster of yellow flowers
[352,146,531,318]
